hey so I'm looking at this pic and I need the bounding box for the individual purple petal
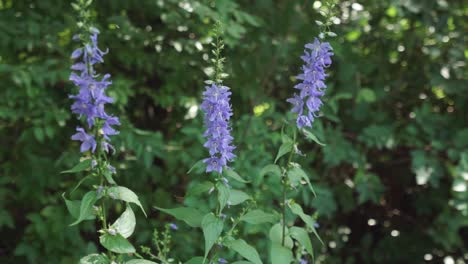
[71,127,97,152]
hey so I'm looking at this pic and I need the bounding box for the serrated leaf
[99,233,135,254]
[229,190,251,205]
[79,253,109,264]
[288,203,323,245]
[287,167,316,196]
[70,190,99,226]
[154,207,204,227]
[225,169,249,183]
[62,193,95,221]
[275,141,293,163]
[225,239,263,264]
[108,186,146,217]
[241,209,277,224]
[61,159,92,174]
[302,130,325,146]
[289,226,313,256]
[201,213,224,259]
[125,259,158,264]
[112,204,136,238]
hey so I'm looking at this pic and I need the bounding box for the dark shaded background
[0,0,467,263]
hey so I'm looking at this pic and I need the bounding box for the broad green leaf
[61,159,92,174]
[62,193,95,221]
[79,253,109,264]
[225,239,263,264]
[108,186,146,217]
[185,257,204,264]
[154,206,204,227]
[225,169,249,183]
[70,190,99,226]
[270,243,293,264]
[259,164,282,181]
[288,203,323,245]
[229,189,251,205]
[287,167,316,196]
[240,209,277,224]
[125,259,158,264]
[186,181,214,197]
[274,141,293,163]
[269,223,293,249]
[289,226,313,256]
[201,213,224,259]
[232,262,254,264]
[99,233,135,254]
[217,182,230,211]
[112,204,136,238]
[302,129,326,146]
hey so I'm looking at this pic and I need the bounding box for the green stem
[281,129,297,247]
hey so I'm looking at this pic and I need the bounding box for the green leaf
[185,257,204,264]
[229,189,251,205]
[217,182,231,211]
[357,88,376,103]
[259,164,282,181]
[187,159,205,174]
[240,209,277,224]
[154,207,204,227]
[270,243,293,264]
[99,233,135,254]
[302,130,326,146]
[232,262,254,264]
[274,141,293,163]
[269,223,293,249]
[70,190,99,226]
[225,169,249,183]
[288,203,323,245]
[62,193,95,221]
[61,159,92,174]
[287,167,316,196]
[103,170,116,185]
[354,171,385,204]
[125,259,158,264]
[112,204,136,238]
[289,226,313,256]
[225,239,263,264]
[71,175,93,194]
[79,253,109,264]
[107,186,146,217]
[201,213,224,259]
[186,181,214,197]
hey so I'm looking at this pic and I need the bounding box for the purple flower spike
[288,38,333,128]
[69,30,119,153]
[201,83,236,174]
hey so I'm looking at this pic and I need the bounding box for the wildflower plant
[63,1,336,263]
[155,23,268,264]
[62,1,154,263]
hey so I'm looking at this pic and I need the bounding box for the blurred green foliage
[0,0,467,263]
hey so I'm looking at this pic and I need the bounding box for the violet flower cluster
[201,83,236,173]
[287,38,333,128]
[70,28,119,153]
